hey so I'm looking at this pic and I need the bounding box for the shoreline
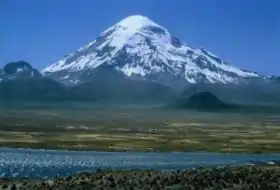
[1,164,280,190]
[1,145,279,154]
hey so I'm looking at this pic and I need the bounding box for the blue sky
[1,0,279,75]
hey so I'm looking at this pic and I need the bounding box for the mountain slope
[43,15,259,87]
[70,68,178,103]
[0,64,178,103]
[0,77,70,102]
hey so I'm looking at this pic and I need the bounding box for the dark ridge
[171,36,182,48]
[145,25,166,35]
[3,61,32,73]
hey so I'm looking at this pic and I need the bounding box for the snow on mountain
[43,15,259,86]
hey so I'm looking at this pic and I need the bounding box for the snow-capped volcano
[43,15,259,86]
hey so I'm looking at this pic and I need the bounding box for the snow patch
[16,68,24,72]
[117,65,147,76]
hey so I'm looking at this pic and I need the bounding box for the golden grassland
[0,106,280,153]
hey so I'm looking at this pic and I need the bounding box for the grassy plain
[0,103,280,153]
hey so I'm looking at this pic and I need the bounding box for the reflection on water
[0,148,280,179]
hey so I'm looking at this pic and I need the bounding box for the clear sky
[1,0,279,75]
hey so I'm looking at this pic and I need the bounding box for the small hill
[181,83,280,106]
[174,91,237,111]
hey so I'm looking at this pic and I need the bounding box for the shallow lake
[1,147,280,179]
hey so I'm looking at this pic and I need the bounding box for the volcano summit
[43,15,259,87]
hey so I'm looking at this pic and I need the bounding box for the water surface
[1,148,280,179]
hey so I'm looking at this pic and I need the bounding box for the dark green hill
[171,85,280,113]
[173,91,237,111]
